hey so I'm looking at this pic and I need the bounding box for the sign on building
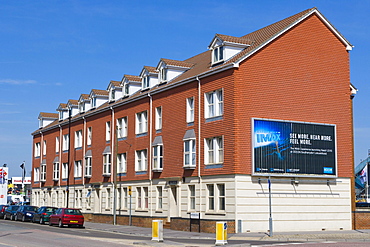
[0,167,8,204]
[253,118,336,176]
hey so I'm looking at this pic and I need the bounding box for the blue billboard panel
[253,119,336,176]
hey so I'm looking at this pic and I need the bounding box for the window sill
[135,171,147,175]
[102,173,111,177]
[52,178,59,182]
[187,122,194,127]
[84,175,92,178]
[211,59,224,66]
[155,210,163,213]
[152,168,163,173]
[136,132,147,138]
[117,172,127,177]
[118,137,127,141]
[205,115,223,123]
[156,129,162,133]
[205,164,223,169]
[183,165,196,170]
[135,209,149,212]
[75,147,82,150]
[205,212,226,216]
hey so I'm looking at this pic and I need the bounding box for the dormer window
[212,46,224,64]
[79,102,85,113]
[110,89,116,101]
[124,84,129,96]
[159,67,167,83]
[142,76,150,90]
[92,97,97,108]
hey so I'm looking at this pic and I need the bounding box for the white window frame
[159,67,167,83]
[157,186,163,210]
[85,156,92,177]
[189,185,196,211]
[184,138,196,168]
[62,163,68,179]
[34,142,41,157]
[124,83,129,96]
[40,163,46,182]
[135,149,147,172]
[205,89,223,119]
[103,153,111,175]
[34,167,40,182]
[43,140,47,156]
[74,160,82,178]
[106,188,111,209]
[91,97,97,108]
[117,117,128,139]
[212,45,224,64]
[155,106,162,130]
[152,145,163,171]
[136,111,148,134]
[87,127,92,146]
[74,130,82,149]
[62,134,69,151]
[186,97,194,123]
[123,187,128,209]
[106,121,111,142]
[55,137,60,153]
[206,183,226,212]
[109,88,115,101]
[53,162,59,181]
[117,153,127,173]
[205,136,223,165]
[142,76,150,90]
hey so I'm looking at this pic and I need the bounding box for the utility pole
[268,176,273,237]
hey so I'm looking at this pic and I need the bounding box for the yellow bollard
[151,220,163,242]
[215,221,227,245]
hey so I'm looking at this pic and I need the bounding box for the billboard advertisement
[253,118,336,176]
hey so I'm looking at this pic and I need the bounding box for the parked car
[3,205,20,220]
[49,208,84,228]
[0,205,8,218]
[32,206,57,224]
[15,205,38,222]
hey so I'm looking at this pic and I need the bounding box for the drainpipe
[58,125,62,189]
[111,106,117,225]
[148,93,153,217]
[196,76,202,222]
[40,131,44,192]
[82,117,86,186]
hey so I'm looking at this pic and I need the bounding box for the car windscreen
[24,206,37,211]
[64,209,82,215]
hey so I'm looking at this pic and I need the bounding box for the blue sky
[0,1,369,178]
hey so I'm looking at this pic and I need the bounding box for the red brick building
[32,8,356,233]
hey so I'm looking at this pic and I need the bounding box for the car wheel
[79,225,84,228]
[22,215,26,222]
[14,215,18,221]
[58,220,63,228]
[11,215,14,221]
[40,218,44,224]
[49,220,52,226]
[3,214,6,220]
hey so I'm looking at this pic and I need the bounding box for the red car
[49,208,84,228]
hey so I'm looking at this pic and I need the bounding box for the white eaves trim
[234,8,354,67]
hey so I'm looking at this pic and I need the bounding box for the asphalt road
[1,220,370,246]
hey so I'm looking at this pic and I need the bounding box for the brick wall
[354,211,370,229]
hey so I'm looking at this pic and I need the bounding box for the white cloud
[0,79,36,85]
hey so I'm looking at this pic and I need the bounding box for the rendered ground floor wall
[32,175,352,233]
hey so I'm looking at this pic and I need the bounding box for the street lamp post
[66,109,71,208]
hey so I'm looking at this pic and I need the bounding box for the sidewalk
[84,222,370,242]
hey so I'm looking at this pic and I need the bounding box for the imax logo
[256,133,281,144]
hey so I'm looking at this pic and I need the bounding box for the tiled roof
[214,34,253,46]
[79,94,90,100]
[68,99,78,106]
[110,80,121,87]
[123,75,141,82]
[144,66,157,74]
[39,112,58,119]
[57,103,67,109]
[91,89,109,96]
[34,8,352,135]
[160,58,194,69]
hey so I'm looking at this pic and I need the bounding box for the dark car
[15,205,38,222]
[49,208,84,228]
[0,205,8,218]
[3,205,20,220]
[32,206,57,224]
